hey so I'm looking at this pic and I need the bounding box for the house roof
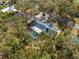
[51,25,60,32]
[33,21,60,33]
[34,21,49,30]
[1,5,17,13]
[32,26,42,34]
[31,21,61,39]
[48,23,53,28]
[35,12,43,19]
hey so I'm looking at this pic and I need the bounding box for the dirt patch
[74,18,79,24]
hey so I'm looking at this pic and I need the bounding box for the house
[1,5,18,13]
[31,21,61,39]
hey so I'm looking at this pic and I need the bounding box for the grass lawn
[0,0,10,1]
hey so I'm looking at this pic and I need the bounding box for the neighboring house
[1,5,18,13]
[31,21,61,39]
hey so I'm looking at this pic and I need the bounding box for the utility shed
[31,21,61,39]
[1,5,17,13]
[35,12,49,22]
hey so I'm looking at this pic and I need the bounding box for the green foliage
[0,0,78,59]
[41,51,51,59]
